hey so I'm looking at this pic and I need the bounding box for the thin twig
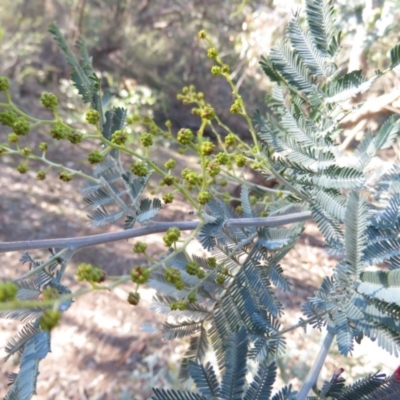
[0,211,312,253]
[297,330,335,400]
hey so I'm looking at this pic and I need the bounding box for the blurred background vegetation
[1,0,399,142]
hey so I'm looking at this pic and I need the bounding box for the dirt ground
[1,92,400,399]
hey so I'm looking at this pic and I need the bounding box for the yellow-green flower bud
[196,269,205,279]
[13,118,30,136]
[85,109,100,125]
[221,64,230,74]
[206,257,217,267]
[140,132,153,147]
[127,291,141,306]
[206,161,220,177]
[211,66,221,76]
[165,267,181,284]
[39,310,60,331]
[188,293,197,303]
[88,150,104,164]
[200,141,215,156]
[36,170,47,181]
[40,92,58,109]
[133,242,147,254]
[131,161,149,177]
[225,133,238,146]
[130,266,151,284]
[17,163,28,174]
[177,128,194,145]
[163,227,181,247]
[207,47,218,59]
[0,110,17,126]
[111,129,128,145]
[216,274,225,285]
[8,133,19,143]
[0,281,18,302]
[42,287,60,301]
[198,30,207,39]
[235,154,246,167]
[162,193,174,204]
[164,159,177,170]
[197,191,212,205]
[59,171,73,182]
[20,147,32,156]
[185,261,199,275]
[39,142,48,152]
[50,123,68,140]
[161,175,175,186]
[0,76,10,91]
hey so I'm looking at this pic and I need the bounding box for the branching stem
[0,211,312,253]
[297,330,335,400]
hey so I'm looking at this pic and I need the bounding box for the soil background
[1,88,400,400]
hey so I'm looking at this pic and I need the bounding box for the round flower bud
[161,175,175,186]
[76,263,105,283]
[225,133,238,146]
[36,170,47,181]
[221,64,230,74]
[42,287,60,301]
[85,109,100,125]
[164,159,177,170]
[207,48,218,59]
[127,291,141,306]
[165,267,181,284]
[50,123,68,140]
[235,155,246,167]
[13,118,30,136]
[230,100,241,114]
[185,261,199,276]
[198,30,207,39]
[206,162,220,177]
[8,133,19,143]
[216,274,226,285]
[196,269,205,279]
[206,257,217,267]
[197,191,212,205]
[188,293,197,303]
[211,66,221,76]
[40,92,58,109]
[68,131,83,144]
[200,106,215,120]
[17,163,28,174]
[0,110,17,126]
[88,150,104,164]
[200,141,215,156]
[177,128,194,145]
[215,152,229,165]
[20,147,32,156]
[111,129,128,145]
[39,310,60,331]
[39,142,48,152]
[162,193,174,204]
[130,161,149,177]
[175,280,185,290]
[59,171,73,182]
[0,76,10,91]
[0,282,18,302]
[140,132,153,147]
[133,242,147,254]
[165,120,172,128]
[130,266,151,284]
[163,227,181,247]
